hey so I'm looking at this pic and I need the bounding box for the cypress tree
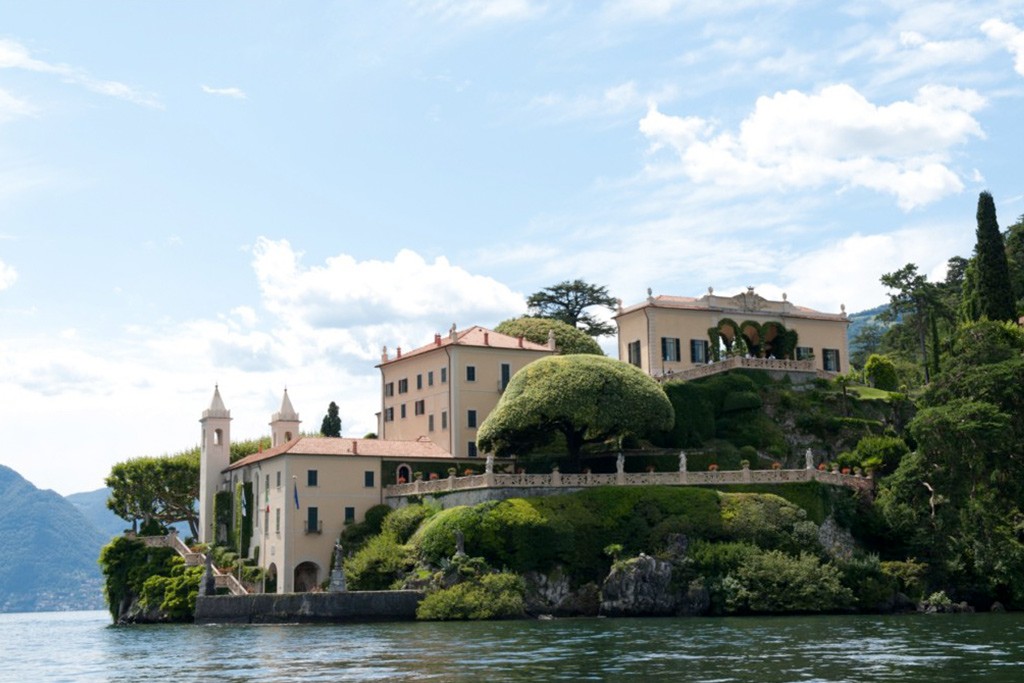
[320,401,342,437]
[974,191,1016,322]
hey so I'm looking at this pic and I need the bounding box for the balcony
[304,520,323,535]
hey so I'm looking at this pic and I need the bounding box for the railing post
[551,466,561,487]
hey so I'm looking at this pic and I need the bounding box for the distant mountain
[66,487,130,542]
[0,465,106,612]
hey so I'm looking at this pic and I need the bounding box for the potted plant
[771,461,782,470]
[397,476,407,484]
[739,459,750,469]
[708,463,719,471]
[447,467,457,477]
[429,472,439,481]
[841,467,851,475]
[414,471,423,481]
[817,462,827,471]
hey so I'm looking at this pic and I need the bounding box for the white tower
[270,388,300,447]
[199,385,231,544]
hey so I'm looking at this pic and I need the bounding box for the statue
[485,453,494,474]
[454,529,466,558]
[805,448,814,470]
[678,450,687,473]
[198,552,216,597]
[328,544,347,592]
[616,452,625,474]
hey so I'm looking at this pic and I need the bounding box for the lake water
[5,610,1024,682]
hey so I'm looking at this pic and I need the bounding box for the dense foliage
[98,536,196,621]
[494,316,603,355]
[106,451,200,537]
[320,401,342,437]
[477,355,673,462]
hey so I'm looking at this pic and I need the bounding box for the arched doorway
[396,464,412,484]
[294,561,320,592]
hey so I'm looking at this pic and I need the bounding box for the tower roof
[202,385,231,420]
[272,388,300,423]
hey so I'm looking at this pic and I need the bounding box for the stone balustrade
[133,530,248,595]
[665,356,829,382]
[385,465,873,499]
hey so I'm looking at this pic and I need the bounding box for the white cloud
[201,85,247,99]
[0,258,16,290]
[982,18,1024,76]
[412,0,545,23]
[252,238,526,334]
[528,81,678,123]
[0,87,35,123]
[639,83,986,210]
[0,38,160,108]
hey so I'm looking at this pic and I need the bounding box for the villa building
[199,388,465,593]
[615,287,850,379]
[376,325,553,458]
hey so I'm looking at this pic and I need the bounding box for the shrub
[724,550,853,613]
[416,572,525,620]
[382,504,437,543]
[344,533,413,590]
[720,493,819,553]
[413,505,487,565]
[865,354,899,391]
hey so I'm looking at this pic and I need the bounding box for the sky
[2,1,1023,495]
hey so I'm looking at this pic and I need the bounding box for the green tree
[526,279,618,337]
[972,191,1016,322]
[321,401,342,437]
[494,316,603,355]
[476,355,674,464]
[880,264,944,383]
[864,354,899,391]
[105,450,199,537]
[1004,214,1024,312]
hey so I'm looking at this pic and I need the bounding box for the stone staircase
[133,530,248,596]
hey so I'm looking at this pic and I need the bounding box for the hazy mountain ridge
[0,466,106,612]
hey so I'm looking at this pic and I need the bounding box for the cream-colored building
[615,287,850,378]
[377,325,553,458]
[199,388,461,593]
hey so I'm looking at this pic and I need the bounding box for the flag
[293,479,300,509]
[241,491,248,517]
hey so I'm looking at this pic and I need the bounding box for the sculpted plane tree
[106,450,199,537]
[477,355,674,466]
[526,279,618,337]
[495,317,603,355]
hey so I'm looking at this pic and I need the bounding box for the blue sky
[2,1,1023,494]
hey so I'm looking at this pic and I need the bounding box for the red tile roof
[377,325,550,367]
[225,435,454,471]
[616,294,847,322]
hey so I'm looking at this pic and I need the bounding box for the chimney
[434,333,441,346]
[397,347,402,358]
[450,323,458,343]
[517,335,524,348]
[352,440,358,454]
[381,345,389,362]
[484,331,489,346]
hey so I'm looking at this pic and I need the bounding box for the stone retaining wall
[194,590,424,624]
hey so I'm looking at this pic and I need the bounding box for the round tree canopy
[477,354,673,459]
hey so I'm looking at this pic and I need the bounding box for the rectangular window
[690,339,709,363]
[441,411,448,430]
[384,406,394,422]
[661,337,681,362]
[823,348,841,372]
[416,374,423,390]
[468,409,477,428]
[307,470,318,487]
[441,367,448,383]
[398,378,408,394]
[275,508,280,534]
[428,414,435,431]
[500,363,511,390]
[796,346,813,361]
[364,471,375,488]
[415,400,425,416]
[384,382,394,397]
[276,471,281,488]
[627,340,642,367]
[466,365,476,382]
[344,506,355,524]
[428,371,434,386]
[467,441,478,458]
[306,507,320,534]
[400,403,407,419]
[254,482,259,527]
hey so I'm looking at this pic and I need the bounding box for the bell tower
[270,388,301,447]
[199,385,231,544]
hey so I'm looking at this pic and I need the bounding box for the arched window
[214,428,223,446]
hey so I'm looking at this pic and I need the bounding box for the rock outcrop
[600,554,677,617]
